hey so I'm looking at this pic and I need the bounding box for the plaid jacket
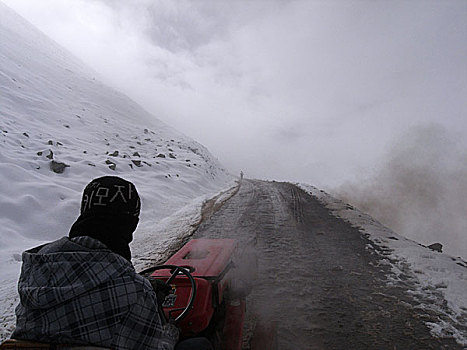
[12,236,177,350]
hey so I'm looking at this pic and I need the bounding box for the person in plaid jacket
[12,176,180,349]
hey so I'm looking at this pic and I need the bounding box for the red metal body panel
[152,239,236,279]
[150,239,238,338]
[223,300,246,350]
[153,276,214,336]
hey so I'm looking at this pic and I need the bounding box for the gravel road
[193,180,461,349]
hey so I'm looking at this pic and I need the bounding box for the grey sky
[3,0,467,188]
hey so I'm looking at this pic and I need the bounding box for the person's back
[12,176,179,350]
[12,236,176,349]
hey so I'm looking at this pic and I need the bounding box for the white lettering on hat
[82,194,89,211]
[128,184,132,200]
[110,185,128,203]
[87,191,94,211]
[134,197,140,215]
[94,187,109,206]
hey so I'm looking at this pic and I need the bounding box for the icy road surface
[194,180,462,349]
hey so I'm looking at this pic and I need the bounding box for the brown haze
[337,124,467,259]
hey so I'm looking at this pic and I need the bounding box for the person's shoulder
[24,237,69,255]
[108,271,157,311]
[115,264,154,293]
[127,270,154,294]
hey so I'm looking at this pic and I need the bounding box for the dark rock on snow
[105,159,116,170]
[50,160,69,174]
[428,243,443,253]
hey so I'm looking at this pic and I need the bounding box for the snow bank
[298,184,467,346]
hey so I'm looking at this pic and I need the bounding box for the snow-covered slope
[0,2,233,338]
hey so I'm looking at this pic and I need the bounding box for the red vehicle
[149,238,245,350]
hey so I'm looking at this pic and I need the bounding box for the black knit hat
[69,176,141,261]
[80,176,140,218]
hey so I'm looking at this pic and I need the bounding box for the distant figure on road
[240,171,244,180]
[11,176,211,350]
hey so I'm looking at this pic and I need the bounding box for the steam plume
[337,124,467,259]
